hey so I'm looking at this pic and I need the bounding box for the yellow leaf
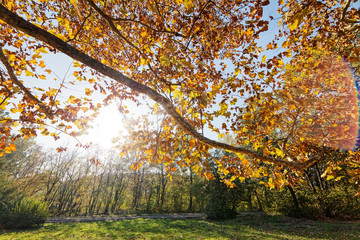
[261,55,267,63]
[288,12,305,31]
[74,120,82,129]
[326,175,335,181]
[8,144,16,152]
[140,58,147,66]
[243,112,251,120]
[11,121,19,127]
[288,19,299,30]
[335,176,344,181]
[10,108,23,113]
[73,61,81,67]
[258,72,265,79]
[25,70,34,77]
[4,148,12,154]
[4,144,16,154]
[277,59,284,67]
[38,74,46,80]
[47,89,58,97]
[244,28,253,38]
[85,88,93,96]
[173,90,181,99]
[38,47,48,53]
[189,91,199,99]
[184,0,194,9]
[8,54,16,62]
[268,178,275,189]
[275,148,285,158]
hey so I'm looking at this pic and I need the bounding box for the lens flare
[325,57,359,151]
[352,65,360,151]
[283,53,360,151]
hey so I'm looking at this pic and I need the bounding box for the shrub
[0,199,49,229]
[205,179,239,220]
[269,184,360,220]
[319,185,360,219]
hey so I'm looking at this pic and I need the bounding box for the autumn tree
[0,1,360,184]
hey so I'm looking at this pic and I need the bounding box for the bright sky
[29,53,129,150]
[35,103,128,150]
[82,104,126,148]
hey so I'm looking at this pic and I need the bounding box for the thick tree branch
[0,4,315,169]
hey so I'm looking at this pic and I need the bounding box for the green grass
[1,213,360,239]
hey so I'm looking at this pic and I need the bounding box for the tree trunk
[188,167,193,212]
[287,186,299,209]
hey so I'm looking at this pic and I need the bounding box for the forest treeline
[1,138,360,229]
[1,139,209,217]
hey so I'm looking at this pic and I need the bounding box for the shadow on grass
[94,218,275,240]
[2,214,360,239]
[217,213,360,239]
[93,213,360,240]
[0,221,79,234]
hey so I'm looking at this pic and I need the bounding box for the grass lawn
[1,213,359,239]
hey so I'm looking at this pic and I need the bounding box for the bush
[205,179,239,220]
[319,185,360,219]
[205,196,237,220]
[0,199,49,229]
[269,184,360,220]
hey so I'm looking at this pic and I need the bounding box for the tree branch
[66,10,92,43]
[341,0,360,24]
[185,0,212,50]
[0,4,315,169]
[0,46,53,117]
[0,70,13,106]
[0,91,11,107]
[86,0,143,54]
[87,0,176,87]
[110,17,185,38]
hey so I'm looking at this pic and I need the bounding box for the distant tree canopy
[0,1,360,185]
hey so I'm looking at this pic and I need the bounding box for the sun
[85,104,125,148]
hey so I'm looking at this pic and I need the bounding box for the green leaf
[160,55,171,66]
